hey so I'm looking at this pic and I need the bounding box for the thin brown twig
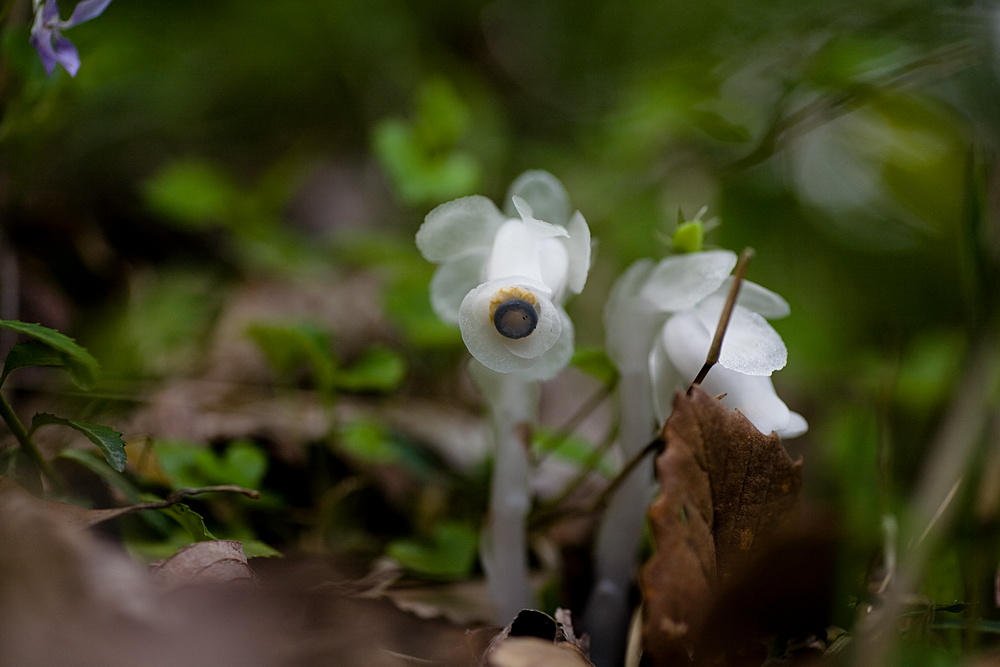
[689,247,755,389]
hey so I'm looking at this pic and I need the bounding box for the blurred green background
[2,0,1000,659]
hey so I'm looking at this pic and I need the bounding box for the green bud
[672,220,704,253]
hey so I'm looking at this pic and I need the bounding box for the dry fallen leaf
[640,386,804,666]
[149,540,257,588]
[0,479,473,666]
[478,609,594,667]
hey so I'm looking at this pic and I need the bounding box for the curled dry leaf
[640,386,803,666]
[478,609,594,667]
[149,540,257,589]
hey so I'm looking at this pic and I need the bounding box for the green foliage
[570,347,619,386]
[143,160,243,231]
[386,520,478,579]
[30,413,127,473]
[0,320,100,389]
[373,78,481,205]
[247,322,407,395]
[152,439,267,491]
[247,322,339,394]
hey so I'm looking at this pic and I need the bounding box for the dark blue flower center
[493,299,538,339]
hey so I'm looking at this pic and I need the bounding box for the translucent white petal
[719,277,791,319]
[512,197,570,238]
[416,195,504,262]
[564,211,592,295]
[458,278,562,374]
[428,251,487,323]
[661,310,712,380]
[639,250,737,312]
[706,369,793,436]
[487,219,546,285]
[605,260,669,370]
[648,323,690,424]
[539,237,570,302]
[517,309,575,381]
[503,170,571,226]
[780,411,809,438]
[692,295,787,375]
[662,310,798,436]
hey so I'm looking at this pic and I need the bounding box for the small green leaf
[0,320,100,389]
[571,346,619,386]
[30,413,127,472]
[337,419,399,465]
[143,160,241,230]
[246,322,338,394]
[155,501,217,541]
[386,521,478,579]
[152,439,268,490]
[334,345,407,393]
[241,540,283,558]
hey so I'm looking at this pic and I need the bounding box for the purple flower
[30,0,112,77]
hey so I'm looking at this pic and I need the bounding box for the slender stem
[583,368,658,666]
[479,370,537,622]
[690,248,755,388]
[0,390,58,483]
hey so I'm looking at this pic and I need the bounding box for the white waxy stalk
[416,171,592,621]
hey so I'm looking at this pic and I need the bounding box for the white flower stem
[583,367,657,667]
[480,371,538,622]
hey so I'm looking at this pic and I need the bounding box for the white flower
[416,171,591,379]
[605,250,807,438]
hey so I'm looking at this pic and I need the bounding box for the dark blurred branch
[726,41,980,173]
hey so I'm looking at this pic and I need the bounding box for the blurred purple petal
[67,0,113,26]
[29,31,59,76]
[52,35,81,77]
[41,0,62,24]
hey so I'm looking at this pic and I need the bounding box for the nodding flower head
[416,171,591,379]
[605,249,807,438]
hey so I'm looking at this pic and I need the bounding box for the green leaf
[241,540,283,558]
[246,322,339,394]
[154,501,217,541]
[143,160,241,230]
[571,346,619,386]
[30,413,127,472]
[386,521,478,579]
[152,439,268,490]
[334,345,407,393]
[0,320,100,389]
[59,449,143,503]
[337,419,400,465]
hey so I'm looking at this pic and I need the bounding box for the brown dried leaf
[149,540,257,588]
[640,386,803,666]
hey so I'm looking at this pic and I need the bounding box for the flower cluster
[30,0,112,77]
[606,249,806,438]
[416,171,591,380]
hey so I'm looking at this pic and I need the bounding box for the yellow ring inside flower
[488,287,539,340]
